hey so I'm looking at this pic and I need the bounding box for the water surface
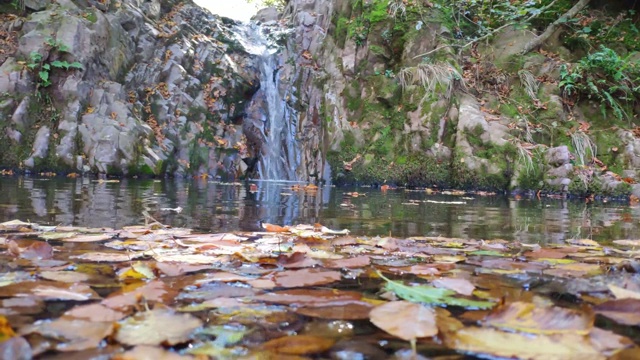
[0,177,639,244]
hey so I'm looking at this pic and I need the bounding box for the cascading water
[233,23,301,181]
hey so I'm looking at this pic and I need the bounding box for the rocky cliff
[276,0,640,197]
[3,0,640,197]
[0,0,265,179]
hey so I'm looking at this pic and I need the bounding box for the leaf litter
[0,218,639,358]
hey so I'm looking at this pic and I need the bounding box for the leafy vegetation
[559,45,640,121]
[27,37,83,89]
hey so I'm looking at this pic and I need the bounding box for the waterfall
[233,23,301,181]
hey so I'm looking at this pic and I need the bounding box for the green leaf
[68,62,84,70]
[378,271,495,310]
[38,71,49,83]
[51,60,69,69]
[469,250,505,257]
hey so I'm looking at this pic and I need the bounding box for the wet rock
[24,0,49,11]
[546,146,570,167]
[254,7,279,22]
[24,126,50,169]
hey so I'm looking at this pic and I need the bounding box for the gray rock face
[0,0,261,178]
[24,0,49,11]
[253,7,279,22]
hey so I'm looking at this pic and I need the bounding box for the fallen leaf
[483,301,594,335]
[608,285,640,300]
[114,345,195,360]
[262,335,335,355]
[20,241,53,260]
[0,336,32,359]
[0,316,16,341]
[370,301,438,341]
[102,280,177,310]
[566,238,600,248]
[273,268,341,287]
[594,299,640,326]
[39,271,91,283]
[445,327,602,360]
[115,308,202,346]
[64,303,127,322]
[381,273,494,309]
[155,263,210,277]
[20,318,114,352]
[252,289,362,306]
[433,277,475,296]
[589,328,634,356]
[295,301,374,320]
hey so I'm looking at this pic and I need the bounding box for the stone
[253,7,279,22]
[24,0,49,11]
[546,146,570,167]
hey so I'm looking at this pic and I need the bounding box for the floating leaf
[117,345,195,360]
[380,272,494,309]
[432,277,475,296]
[273,268,341,287]
[594,299,640,326]
[295,301,374,320]
[262,335,335,355]
[483,301,594,335]
[115,308,202,346]
[369,301,438,341]
[0,316,16,341]
[20,318,114,352]
[445,327,602,360]
[608,285,640,300]
[64,303,127,322]
[253,289,362,306]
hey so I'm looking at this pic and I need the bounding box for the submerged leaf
[115,308,202,346]
[369,301,438,341]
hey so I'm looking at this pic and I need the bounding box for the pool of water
[0,177,639,244]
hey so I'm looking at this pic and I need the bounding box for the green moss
[368,0,389,24]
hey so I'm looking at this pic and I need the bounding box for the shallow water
[1,177,639,244]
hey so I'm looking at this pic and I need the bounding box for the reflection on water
[1,177,639,244]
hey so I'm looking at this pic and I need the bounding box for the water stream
[234,23,301,181]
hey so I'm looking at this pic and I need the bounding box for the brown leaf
[262,335,335,355]
[20,318,114,352]
[370,301,438,341]
[273,268,341,288]
[0,281,100,301]
[114,345,196,360]
[155,263,210,277]
[278,252,321,268]
[483,302,594,335]
[594,299,640,326]
[445,327,601,360]
[20,241,53,260]
[64,303,127,322]
[102,280,177,310]
[115,308,202,346]
[39,271,91,283]
[433,277,475,296]
[295,301,374,320]
[253,289,362,306]
[324,255,371,269]
[262,223,289,233]
[0,336,32,360]
[589,328,634,356]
